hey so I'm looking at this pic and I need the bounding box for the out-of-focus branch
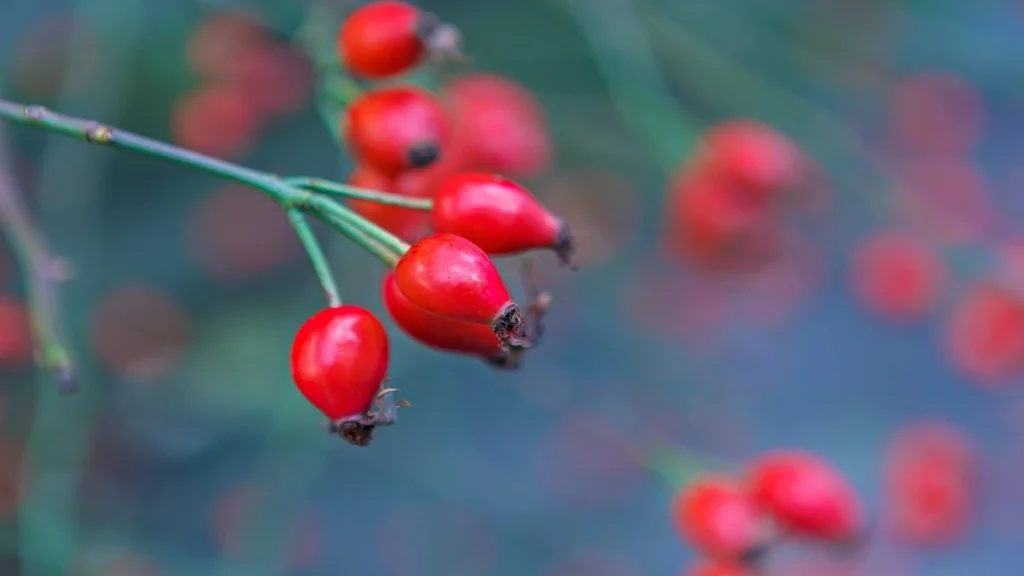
[0,125,76,394]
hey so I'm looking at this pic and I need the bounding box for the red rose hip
[749,450,862,542]
[338,1,462,80]
[344,86,449,175]
[431,172,574,265]
[381,271,522,369]
[290,305,397,446]
[670,476,766,560]
[393,233,524,345]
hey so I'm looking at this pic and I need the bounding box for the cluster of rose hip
[291,1,570,447]
[665,120,822,273]
[672,451,862,576]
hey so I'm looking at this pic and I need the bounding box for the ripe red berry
[290,306,391,446]
[683,561,752,576]
[393,233,524,345]
[381,271,522,368]
[670,476,766,560]
[885,421,975,546]
[442,73,552,177]
[748,451,862,542]
[851,232,945,320]
[347,166,431,242]
[338,1,462,80]
[695,120,804,204]
[344,86,449,175]
[431,172,573,265]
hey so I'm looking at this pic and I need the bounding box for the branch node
[85,124,113,144]
[23,106,46,122]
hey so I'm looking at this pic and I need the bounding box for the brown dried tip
[336,420,375,447]
[491,303,525,348]
[415,12,467,65]
[552,221,577,269]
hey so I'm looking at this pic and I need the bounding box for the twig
[0,126,75,394]
[0,99,411,267]
[286,176,433,210]
[287,210,342,306]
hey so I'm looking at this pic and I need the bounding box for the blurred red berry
[394,233,522,343]
[889,71,984,156]
[442,73,552,177]
[431,172,572,264]
[666,167,778,271]
[90,285,190,384]
[338,1,462,79]
[0,296,32,364]
[347,166,431,242]
[381,271,513,367]
[749,451,862,542]
[885,420,975,546]
[670,476,765,559]
[290,306,389,445]
[344,87,450,175]
[695,120,804,204]
[945,284,1024,385]
[171,84,260,159]
[186,10,267,78]
[227,43,313,119]
[851,232,945,320]
[186,184,300,279]
[683,561,753,576]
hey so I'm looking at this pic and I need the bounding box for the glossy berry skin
[749,451,862,542]
[338,2,425,79]
[344,87,449,176]
[394,233,523,342]
[683,561,752,576]
[348,166,430,242]
[290,306,389,423]
[443,73,552,177]
[670,476,764,559]
[431,172,573,265]
[382,271,514,367]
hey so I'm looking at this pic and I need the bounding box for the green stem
[320,212,401,268]
[286,210,342,306]
[0,99,409,267]
[323,74,365,107]
[286,176,434,210]
[0,128,75,394]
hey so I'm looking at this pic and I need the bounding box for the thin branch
[0,126,75,394]
[286,176,433,210]
[319,211,401,268]
[287,209,342,306]
[0,99,411,263]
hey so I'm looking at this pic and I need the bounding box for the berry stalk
[286,209,342,306]
[285,176,433,210]
[0,126,75,394]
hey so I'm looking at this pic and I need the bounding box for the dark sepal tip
[552,220,577,269]
[406,142,440,169]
